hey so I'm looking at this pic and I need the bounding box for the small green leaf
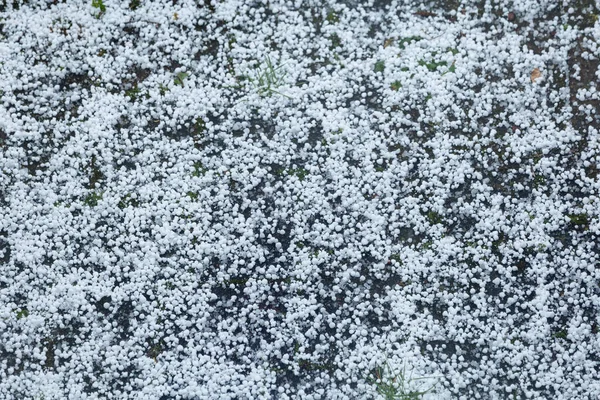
[448,61,456,73]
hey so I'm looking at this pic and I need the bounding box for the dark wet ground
[1,0,600,399]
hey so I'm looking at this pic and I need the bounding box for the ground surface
[1,0,600,399]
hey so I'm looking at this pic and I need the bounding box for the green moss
[553,330,568,340]
[227,33,237,47]
[186,191,199,201]
[192,161,207,177]
[288,167,309,181]
[568,213,589,227]
[390,253,402,265]
[147,338,165,361]
[88,155,104,189]
[426,211,443,224]
[194,117,206,136]
[269,365,287,374]
[536,243,547,252]
[118,193,139,209]
[43,337,55,369]
[390,80,402,91]
[398,36,423,50]
[418,59,448,72]
[329,33,341,49]
[530,150,544,164]
[91,0,106,17]
[298,359,334,371]
[222,276,249,286]
[125,83,140,101]
[83,191,103,207]
[533,175,546,189]
[129,0,140,10]
[16,308,28,320]
[582,13,598,27]
[326,10,340,23]
[158,84,169,96]
[438,284,458,294]
[421,240,433,250]
[174,72,188,87]
[374,60,385,73]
